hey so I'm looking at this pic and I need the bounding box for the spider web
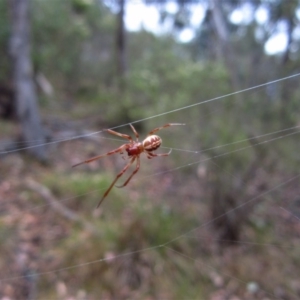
[1,72,300,299]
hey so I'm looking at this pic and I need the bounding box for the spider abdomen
[143,135,162,152]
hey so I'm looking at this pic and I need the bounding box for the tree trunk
[9,0,47,161]
[116,0,127,90]
[210,0,242,93]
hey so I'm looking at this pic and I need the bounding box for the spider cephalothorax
[125,135,161,157]
[73,123,184,207]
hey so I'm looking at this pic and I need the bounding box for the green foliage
[32,0,90,81]
[0,0,10,81]
[30,0,115,95]
[71,0,94,14]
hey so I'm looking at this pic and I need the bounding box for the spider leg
[129,124,139,141]
[116,155,140,188]
[106,128,133,142]
[97,156,136,208]
[72,144,129,168]
[147,149,172,158]
[147,123,185,136]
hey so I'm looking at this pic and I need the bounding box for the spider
[72,123,184,207]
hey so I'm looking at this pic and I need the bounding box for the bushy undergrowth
[1,1,300,298]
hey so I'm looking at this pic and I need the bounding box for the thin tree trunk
[9,0,47,161]
[210,0,242,93]
[116,0,127,90]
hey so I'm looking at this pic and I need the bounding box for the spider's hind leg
[97,156,136,208]
[147,149,172,158]
[116,155,140,188]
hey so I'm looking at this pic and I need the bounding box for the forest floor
[1,120,300,300]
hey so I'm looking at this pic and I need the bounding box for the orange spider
[72,123,184,207]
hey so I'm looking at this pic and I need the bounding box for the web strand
[2,127,298,215]
[1,72,299,155]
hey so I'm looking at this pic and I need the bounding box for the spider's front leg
[72,144,129,168]
[106,128,133,142]
[129,124,139,141]
[147,123,185,136]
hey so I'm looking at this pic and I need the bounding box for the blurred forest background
[1,0,300,299]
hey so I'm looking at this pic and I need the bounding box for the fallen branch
[26,178,100,236]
